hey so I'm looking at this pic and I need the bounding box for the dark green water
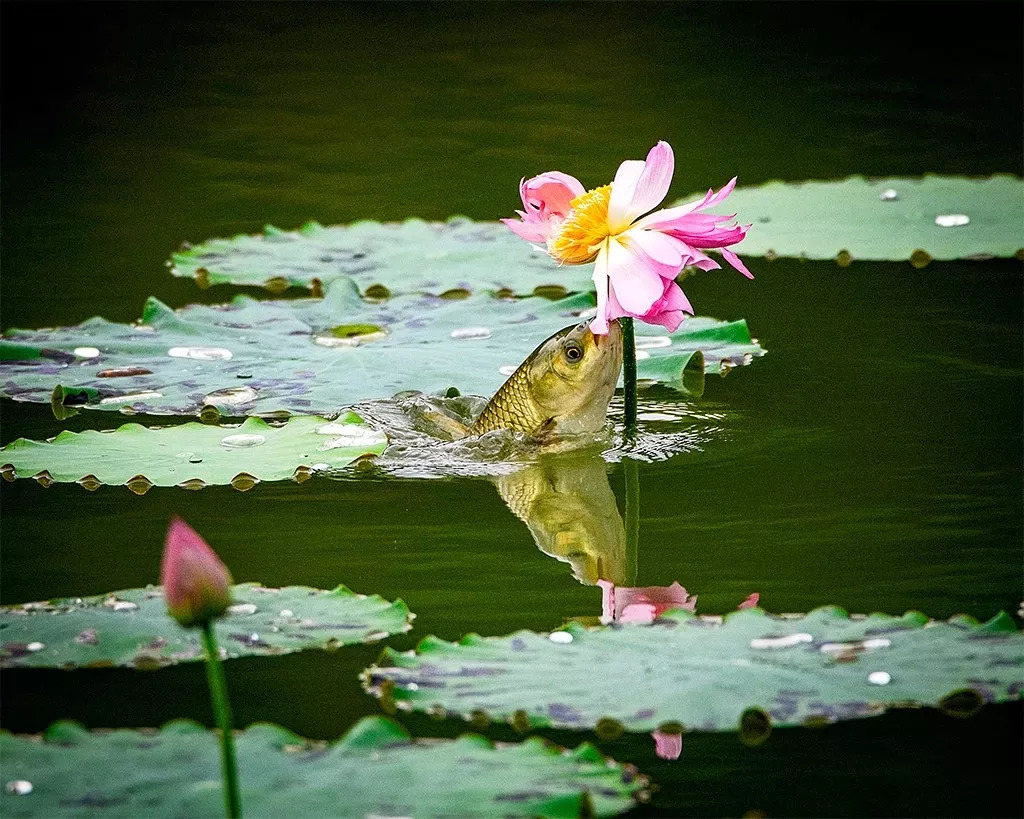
[2,3,1022,816]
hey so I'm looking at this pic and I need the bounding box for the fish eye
[564,341,584,363]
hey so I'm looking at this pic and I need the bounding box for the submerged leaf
[0,583,412,669]
[0,279,763,416]
[363,607,1024,733]
[0,716,645,817]
[686,174,1024,263]
[0,412,384,489]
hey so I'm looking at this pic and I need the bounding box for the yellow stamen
[548,185,613,264]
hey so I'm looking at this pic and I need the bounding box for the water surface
[2,3,1021,816]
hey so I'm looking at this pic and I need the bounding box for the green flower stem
[623,456,640,587]
[620,317,638,438]
[201,621,241,818]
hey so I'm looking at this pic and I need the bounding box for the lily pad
[0,583,412,669]
[170,217,596,295]
[0,279,763,416]
[0,717,646,817]
[688,174,1024,264]
[363,606,1024,734]
[0,412,385,491]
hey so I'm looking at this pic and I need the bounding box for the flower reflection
[493,454,630,585]
[651,727,683,761]
[598,579,696,624]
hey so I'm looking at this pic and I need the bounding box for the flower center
[548,185,613,264]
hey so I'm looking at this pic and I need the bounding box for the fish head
[524,319,623,436]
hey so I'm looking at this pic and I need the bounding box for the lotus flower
[161,516,233,628]
[503,141,752,334]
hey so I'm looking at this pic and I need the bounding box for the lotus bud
[161,516,233,628]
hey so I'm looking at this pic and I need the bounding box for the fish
[467,319,623,441]
[350,319,622,450]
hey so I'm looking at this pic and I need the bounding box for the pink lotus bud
[160,516,233,628]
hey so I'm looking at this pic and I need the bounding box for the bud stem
[201,622,241,818]
[621,317,638,439]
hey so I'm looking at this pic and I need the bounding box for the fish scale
[468,365,547,436]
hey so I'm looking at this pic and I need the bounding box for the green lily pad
[0,583,412,669]
[0,279,763,416]
[0,412,385,491]
[0,716,645,817]
[363,607,1024,734]
[689,174,1024,264]
[170,217,596,295]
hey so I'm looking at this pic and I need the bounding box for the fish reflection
[493,454,632,586]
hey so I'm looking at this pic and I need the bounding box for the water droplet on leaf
[73,347,100,358]
[227,603,258,616]
[204,386,258,406]
[450,327,491,340]
[935,213,969,227]
[548,631,573,644]
[220,434,267,448]
[168,346,233,361]
[6,780,33,796]
[750,632,813,650]
[879,188,899,201]
[867,671,891,685]
[26,642,44,652]
[99,391,163,405]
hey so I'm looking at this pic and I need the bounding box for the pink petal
[623,141,674,226]
[606,159,646,231]
[722,246,754,279]
[607,142,676,230]
[589,243,611,335]
[621,228,686,279]
[606,237,666,315]
[633,177,740,231]
[638,281,693,332]
[619,603,658,624]
[738,592,760,610]
[501,216,552,244]
[651,729,683,761]
[522,171,586,219]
